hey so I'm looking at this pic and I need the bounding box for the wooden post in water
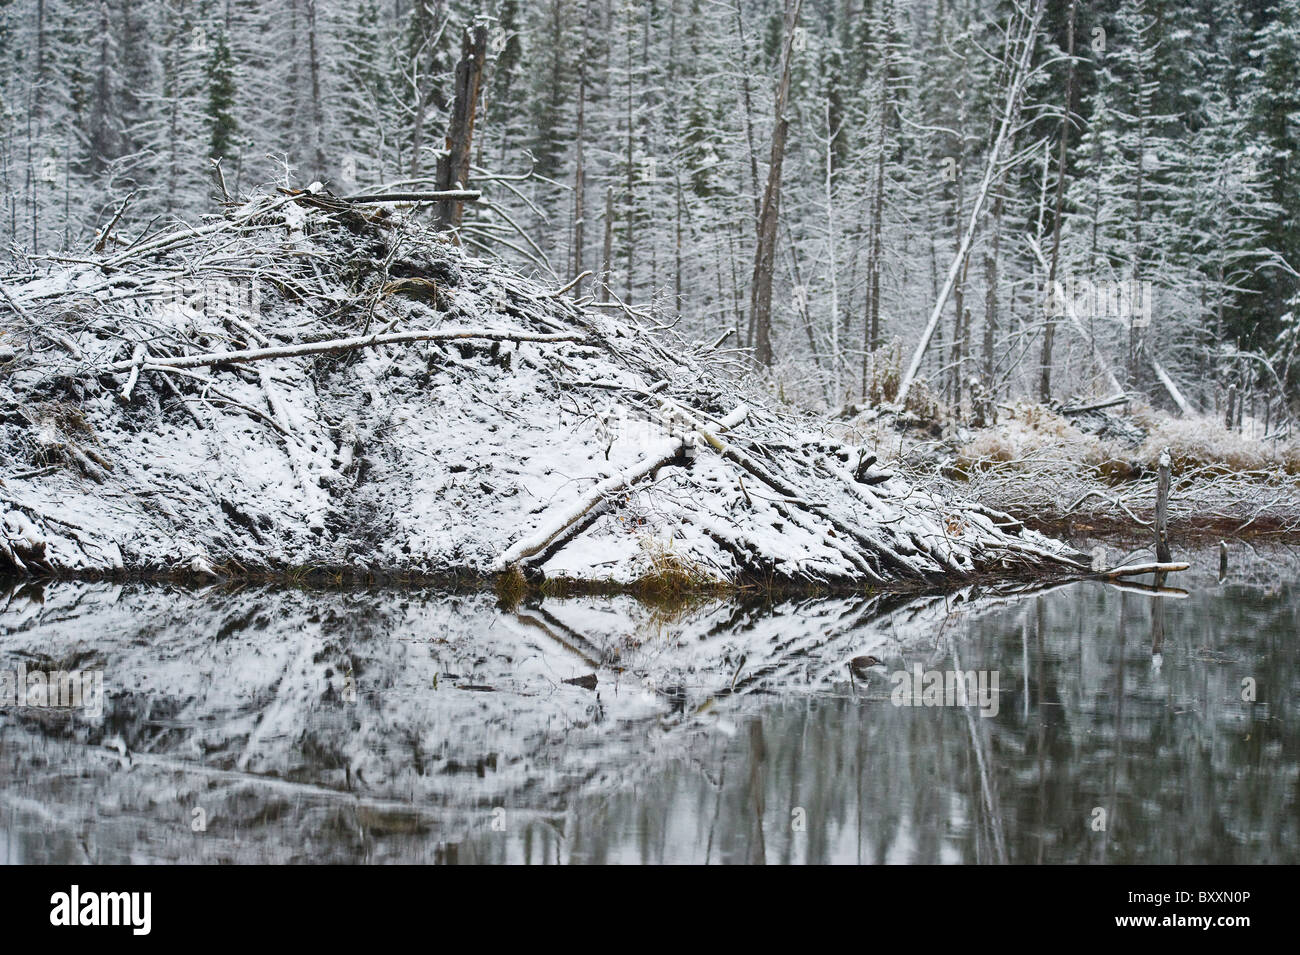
[1219,540,1228,581]
[1155,447,1172,563]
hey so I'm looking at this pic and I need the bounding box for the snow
[0,576,1049,856]
[0,193,1085,587]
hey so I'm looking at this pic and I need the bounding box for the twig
[107,328,587,372]
[92,192,135,252]
[543,270,592,298]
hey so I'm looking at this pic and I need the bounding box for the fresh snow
[1,194,1085,586]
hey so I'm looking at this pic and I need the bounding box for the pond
[1,543,1296,864]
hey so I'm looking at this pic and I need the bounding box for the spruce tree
[206,26,237,162]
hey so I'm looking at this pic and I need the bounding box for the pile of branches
[1,187,1101,587]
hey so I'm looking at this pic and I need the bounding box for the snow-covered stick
[106,328,586,372]
[896,0,1045,408]
[1150,357,1195,416]
[1099,561,1189,579]
[707,327,737,351]
[542,270,593,298]
[666,401,749,442]
[92,191,134,252]
[491,404,750,574]
[340,190,481,204]
[119,344,147,400]
[490,436,687,573]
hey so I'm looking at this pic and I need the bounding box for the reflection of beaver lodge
[0,562,1239,863]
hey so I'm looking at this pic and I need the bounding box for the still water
[1,544,1296,864]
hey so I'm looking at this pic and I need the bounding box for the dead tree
[435,22,488,232]
[1155,448,1172,563]
[750,0,803,368]
[897,0,1044,407]
[600,186,614,303]
[1038,0,1078,402]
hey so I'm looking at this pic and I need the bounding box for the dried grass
[943,401,1300,537]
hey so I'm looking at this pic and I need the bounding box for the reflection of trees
[991,581,1299,864]
[1,565,1297,864]
[529,579,1299,864]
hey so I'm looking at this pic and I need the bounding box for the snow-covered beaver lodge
[0,189,1094,590]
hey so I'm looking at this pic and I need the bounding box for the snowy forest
[2,0,1299,423]
[6,0,1300,878]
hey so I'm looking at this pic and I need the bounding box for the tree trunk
[860,140,884,398]
[600,186,614,303]
[1039,0,1076,402]
[435,23,488,232]
[573,21,587,286]
[983,180,1005,400]
[750,0,803,368]
[624,12,636,303]
[305,0,326,182]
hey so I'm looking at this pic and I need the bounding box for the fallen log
[106,328,585,373]
[1060,393,1128,415]
[491,405,749,573]
[1098,561,1189,579]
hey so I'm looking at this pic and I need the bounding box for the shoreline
[5,518,1279,600]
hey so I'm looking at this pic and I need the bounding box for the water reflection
[1,546,1296,863]
[449,586,1295,863]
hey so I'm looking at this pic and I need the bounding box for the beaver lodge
[0,187,1135,591]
